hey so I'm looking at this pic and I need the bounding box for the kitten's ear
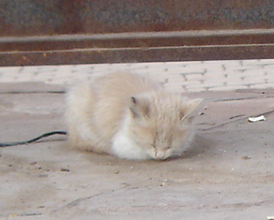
[130,96,150,119]
[180,98,203,121]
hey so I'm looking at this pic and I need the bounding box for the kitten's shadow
[73,134,215,163]
[172,134,216,160]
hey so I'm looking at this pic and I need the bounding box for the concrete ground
[0,60,274,219]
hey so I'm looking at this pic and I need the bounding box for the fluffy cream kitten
[65,72,202,160]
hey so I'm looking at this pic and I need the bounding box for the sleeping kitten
[65,72,202,160]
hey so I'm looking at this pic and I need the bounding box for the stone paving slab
[1,84,274,219]
[0,59,274,92]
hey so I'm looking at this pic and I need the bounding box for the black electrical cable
[0,131,67,147]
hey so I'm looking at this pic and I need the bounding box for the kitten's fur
[65,72,202,160]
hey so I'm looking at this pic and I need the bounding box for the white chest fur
[112,130,150,160]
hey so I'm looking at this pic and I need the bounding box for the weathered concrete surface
[0,83,274,219]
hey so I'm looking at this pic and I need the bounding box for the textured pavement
[1,87,274,220]
[1,59,274,219]
[0,59,274,92]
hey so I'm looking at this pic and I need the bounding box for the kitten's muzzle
[154,150,168,160]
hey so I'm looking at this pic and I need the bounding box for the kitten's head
[127,92,202,160]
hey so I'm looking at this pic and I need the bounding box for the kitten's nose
[155,150,166,160]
